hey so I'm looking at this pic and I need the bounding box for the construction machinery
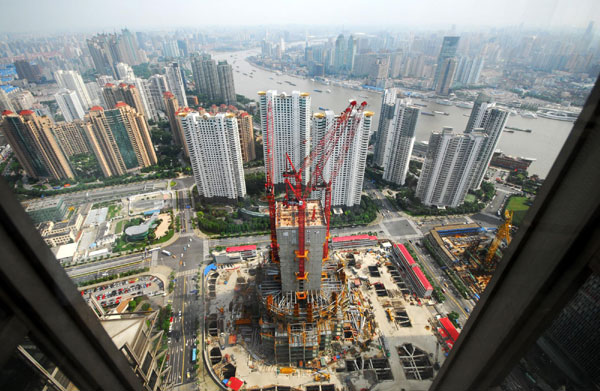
[484,209,513,269]
[314,372,331,381]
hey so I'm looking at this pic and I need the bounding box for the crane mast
[280,100,368,293]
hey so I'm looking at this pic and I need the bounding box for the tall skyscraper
[54,70,93,109]
[162,92,188,155]
[102,83,148,120]
[191,54,220,100]
[311,108,373,207]
[87,31,142,77]
[381,99,420,186]
[346,35,357,73]
[53,121,91,157]
[191,54,236,104]
[145,74,169,117]
[334,34,347,72]
[435,57,457,96]
[374,88,398,168]
[236,111,256,163]
[0,89,15,112]
[85,104,156,177]
[217,61,236,105]
[416,127,485,207]
[54,89,85,122]
[14,60,42,82]
[116,29,142,65]
[179,111,246,199]
[86,34,117,77]
[162,41,180,58]
[258,90,310,185]
[464,93,509,189]
[1,110,74,180]
[164,63,186,109]
[433,36,460,91]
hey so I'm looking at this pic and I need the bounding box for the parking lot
[80,274,165,307]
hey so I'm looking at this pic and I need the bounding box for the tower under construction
[256,200,347,365]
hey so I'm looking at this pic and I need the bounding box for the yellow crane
[485,210,513,269]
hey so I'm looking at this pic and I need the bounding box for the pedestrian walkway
[176,269,198,277]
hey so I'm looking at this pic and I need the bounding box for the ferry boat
[433,110,449,116]
[421,112,435,116]
[537,110,577,122]
[455,101,474,109]
[326,89,332,93]
[314,89,323,93]
[435,99,453,106]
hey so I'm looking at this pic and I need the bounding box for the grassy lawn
[115,220,125,234]
[108,204,122,219]
[506,196,531,226]
[464,194,477,203]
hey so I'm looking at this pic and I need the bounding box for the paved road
[68,253,152,284]
[42,179,171,206]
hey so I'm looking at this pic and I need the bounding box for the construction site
[423,211,513,299]
[202,99,443,391]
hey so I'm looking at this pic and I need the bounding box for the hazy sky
[1,0,599,33]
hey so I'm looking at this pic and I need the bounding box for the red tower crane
[278,100,368,291]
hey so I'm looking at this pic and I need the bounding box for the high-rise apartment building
[54,89,85,122]
[102,82,148,120]
[115,62,135,81]
[144,74,169,118]
[464,93,509,189]
[433,36,460,91]
[54,70,93,109]
[191,54,236,104]
[382,99,420,186]
[334,34,347,72]
[86,34,117,77]
[217,61,236,105]
[416,127,485,207]
[162,92,187,155]
[179,111,246,199]
[164,63,186,110]
[435,58,457,96]
[455,56,484,86]
[374,88,398,168]
[236,111,256,163]
[14,60,42,82]
[117,29,143,66]
[9,91,35,112]
[87,31,142,77]
[258,90,310,185]
[0,89,15,112]
[1,110,74,180]
[85,81,104,107]
[162,41,180,58]
[84,104,156,177]
[311,109,373,207]
[346,35,357,73]
[53,121,91,157]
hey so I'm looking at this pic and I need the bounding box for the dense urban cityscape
[0,1,599,391]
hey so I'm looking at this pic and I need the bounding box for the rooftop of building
[25,197,64,211]
[276,200,324,228]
